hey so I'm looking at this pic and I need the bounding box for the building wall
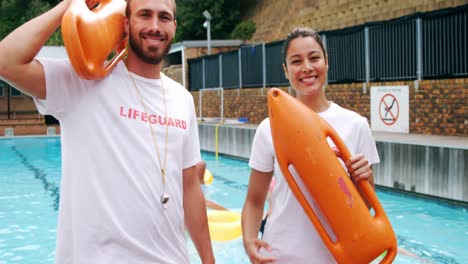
[189,79,467,136]
[184,46,239,60]
[0,95,38,119]
[326,79,467,136]
[8,66,464,137]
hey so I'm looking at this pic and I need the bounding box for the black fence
[326,26,366,83]
[188,4,468,91]
[221,50,240,89]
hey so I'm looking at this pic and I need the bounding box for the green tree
[230,20,255,40]
[0,0,28,40]
[24,0,63,45]
[0,0,62,45]
[1,0,249,45]
[175,0,241,42]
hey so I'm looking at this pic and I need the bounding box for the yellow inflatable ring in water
[207,210,242,241]
[204,169,213,185]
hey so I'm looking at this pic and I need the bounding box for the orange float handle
[62,1,87,75]
[322,119,397,263]
[94,0,128,75]
[62,0,127,80]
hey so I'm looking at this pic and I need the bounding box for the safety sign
[371,86,409,133]
[379,93,399,125]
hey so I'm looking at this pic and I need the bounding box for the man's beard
[128,33,172,65]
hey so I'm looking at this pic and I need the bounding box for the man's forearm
[184,184,215,264]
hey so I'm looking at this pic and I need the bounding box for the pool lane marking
[210,174,247,191]
[11,146,60,211]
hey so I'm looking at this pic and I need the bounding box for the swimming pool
[1,137,467,263]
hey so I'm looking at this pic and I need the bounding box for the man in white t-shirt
[0,0,215,263]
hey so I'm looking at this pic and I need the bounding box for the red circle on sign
[379,93,399,126]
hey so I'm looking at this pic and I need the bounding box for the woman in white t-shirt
[241,27,380,264]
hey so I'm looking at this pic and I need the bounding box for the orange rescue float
[267,88,397,264]
[61,0,128,80]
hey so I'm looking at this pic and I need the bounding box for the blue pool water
[1,137,467,263]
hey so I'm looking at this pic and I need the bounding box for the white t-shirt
[34,59,201,264]
[249,102,380,264]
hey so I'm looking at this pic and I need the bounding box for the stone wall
[194,87,274,124]
[162,65,183,85]
[2,74,466,137]
[0,96,39,119]
[246,0,468,42]
[191,79,467,136]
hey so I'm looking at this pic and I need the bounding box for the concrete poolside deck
[202,120,468,149]
[198,122,467,203]
[372,131,468,150]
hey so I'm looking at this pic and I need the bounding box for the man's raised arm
[0,0,71,99]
